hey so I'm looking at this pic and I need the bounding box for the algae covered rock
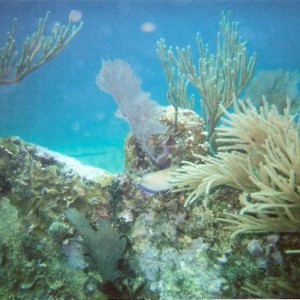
[0,137,115,299]
[1,133,299,299]
[125,105,208,172]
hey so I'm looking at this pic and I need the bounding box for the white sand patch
[34,145,113,181]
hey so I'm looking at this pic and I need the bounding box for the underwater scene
[0,0,300,299]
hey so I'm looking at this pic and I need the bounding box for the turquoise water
[0,0,299,173]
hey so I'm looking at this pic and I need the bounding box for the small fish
[138,166,177,195]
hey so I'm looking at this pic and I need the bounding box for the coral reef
[170,98,300,297]
[1,106,300,299]
[172,99,300,233]
[1,10,300,300]
[0,137,114,299]
[130,211,226,299]
[125,105,208,172]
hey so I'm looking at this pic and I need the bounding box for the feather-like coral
[171,98,300,235]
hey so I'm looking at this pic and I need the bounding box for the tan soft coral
[171,98,300,235]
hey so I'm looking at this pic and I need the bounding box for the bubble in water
[69,10,83,23]
[140,22,157,33]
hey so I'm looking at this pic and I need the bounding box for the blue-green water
[0,0,299,173]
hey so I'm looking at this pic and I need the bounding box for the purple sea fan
[96,59,168,163]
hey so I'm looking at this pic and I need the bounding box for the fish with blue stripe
[138,166,177,195]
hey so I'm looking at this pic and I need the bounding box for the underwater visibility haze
[0,0,299,173]
[0,0,300,299]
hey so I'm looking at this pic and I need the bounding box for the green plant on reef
[65,208,127,282]
[156,38,195,111]
[156,38,195,130]
[0,11,82,85]
[171,98,300,236]
[157,11,256,148]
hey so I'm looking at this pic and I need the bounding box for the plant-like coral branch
[0,11,82,85]
[156,38,195,110]
[158,12,256,147]
[171,98,300,235]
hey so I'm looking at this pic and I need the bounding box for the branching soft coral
[0,11,82,85]
[157,12,256,147]
[171,98,300,235]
